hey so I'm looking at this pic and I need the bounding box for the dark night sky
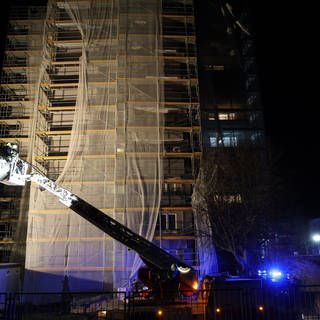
[0,1,318,221]
[248,1,318,220]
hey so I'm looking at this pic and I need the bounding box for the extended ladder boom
[0,143,197,293]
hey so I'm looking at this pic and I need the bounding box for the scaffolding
[0,0,217,292]
[0,4,46,266]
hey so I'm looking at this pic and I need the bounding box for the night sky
[0,1,317,221]
[248,1,318,220]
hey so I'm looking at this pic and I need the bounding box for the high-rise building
[0,0,265,292]
[195,1,264,149]
[193,0,265,274]
[0,0,217,292]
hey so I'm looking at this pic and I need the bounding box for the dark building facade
[195,0,264,149]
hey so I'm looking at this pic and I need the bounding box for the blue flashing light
[258,267,289,282]
[258,269,267,277]
[269,269,283,282]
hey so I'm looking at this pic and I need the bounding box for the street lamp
[312,234,320,242]
[311,233,320,254]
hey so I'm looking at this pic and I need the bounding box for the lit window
[223,194,242,203]
[134,20,147,25]
[222,136,237,146]
[172,183,183,193]
[218,112,236,120]
[213,65,224,71]
[218,113,228,120]
[209,136,217,147]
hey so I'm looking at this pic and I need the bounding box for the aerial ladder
[0,143,198,300]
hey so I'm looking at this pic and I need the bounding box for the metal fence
[1,284,320,320]
[0,291,127,320]
[204,284,320,320]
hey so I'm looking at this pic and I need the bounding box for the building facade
[195,1,264,149]
[0,0,217,292]
[0,0,265,292]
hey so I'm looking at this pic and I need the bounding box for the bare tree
[192,146,277,275]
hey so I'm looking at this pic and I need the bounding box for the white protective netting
[18,0,220,293]
[24,0,164,292]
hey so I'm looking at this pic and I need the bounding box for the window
[176,249,184,260]
[208,112,236,121]
[223,194,242,203]
[159,213,177,231]
[172,183,178,192]
[218,112,236,120]
[204,65,224,71]
[209,136,237,147]
[0,222,13,240]
[208,112,215,120]
[209,136,217,147]
[222,136,237,147]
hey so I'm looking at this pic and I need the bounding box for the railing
[1,284,320,320]
[0,291,127,320]
[205,283,320,320]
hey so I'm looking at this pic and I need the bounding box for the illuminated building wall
[0,0,216,292]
